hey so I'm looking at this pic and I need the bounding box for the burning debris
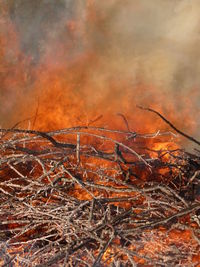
[1,1,200,266]
[0,110,199,266]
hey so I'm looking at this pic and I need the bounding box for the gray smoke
[9,0,78,61]
[1,0,200,144]
[8,0,200,95]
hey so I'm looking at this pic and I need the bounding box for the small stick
[138,106,200,146]
[117,113,131,132]
[76,133,80,165]
[92,225,115,266]
[89,198,95,222]
[123,203,200,234]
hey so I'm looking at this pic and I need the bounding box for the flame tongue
[0,1,198,137]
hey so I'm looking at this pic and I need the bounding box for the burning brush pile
[0,109,200,266]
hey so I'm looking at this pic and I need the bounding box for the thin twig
[138,106,200,146]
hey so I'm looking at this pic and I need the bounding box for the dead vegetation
[0,111,200,266]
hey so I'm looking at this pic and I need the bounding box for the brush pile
[0,122,200,266]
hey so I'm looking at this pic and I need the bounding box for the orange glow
[1,2,200,266]
[0,1,198,139]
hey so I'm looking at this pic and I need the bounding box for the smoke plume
[0,0,200,142]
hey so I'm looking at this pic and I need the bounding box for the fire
[0,0,198,137]
[1,125,199,266]
[149,140,179,159]
[0,1,200,266]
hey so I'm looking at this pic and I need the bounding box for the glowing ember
[0,125,200,266]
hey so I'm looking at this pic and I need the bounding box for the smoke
[8,1,82,62]
[1,0,200,140]
[87,0,200,96]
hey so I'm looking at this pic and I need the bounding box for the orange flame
[0,0,198,141]
[0,2,200,266]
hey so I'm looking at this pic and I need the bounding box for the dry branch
[0,125,200,266]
